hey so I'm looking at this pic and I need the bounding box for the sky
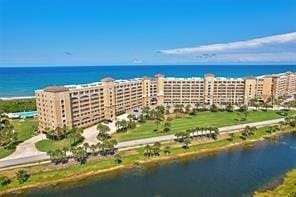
[0,0,296,66]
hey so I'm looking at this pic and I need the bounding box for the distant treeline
[0,99,36,113]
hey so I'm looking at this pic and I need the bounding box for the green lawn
[0,119,37,159]
[10,119,37,142]
[35,138,73,152]
[113,110,296,142]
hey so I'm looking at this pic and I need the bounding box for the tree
[0,113,17,149]
[47,149,68,164]
[210,104,219,112]
[68,128,83,147]
[155,105,165,115]
[228,133,235,141]
[138,114,146,123]
[115,120,128,132]
[183,138,191,149]
[164,146,171,155]
[211,127,219,140]
[0,175,11,186]
[72,147,88,164]
[83,142,90,152]
[114,153,122,164]
[194,103,200,110]
[90,144,97,156]
[165,105,171,114]
[163,121,171,133]
[16,170,30,184]
[279,121,285,130]
[154,120,161,131]
[241,126,256,139]
[226,104,234,112]
[141,106,150,118]
[152,142,161,156]
[100,139,118,155]
[185,104,191,114]
[97,123,111,140]
[144,145,152,159]
[239,105,248,113]
[127,114,137,129]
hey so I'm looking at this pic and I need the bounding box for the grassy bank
[113,110,296,142]
[0,119,37,159]
[35,138,73,152]
[0,125,295,195]
[254,169,296,197]
[0,99,36,113]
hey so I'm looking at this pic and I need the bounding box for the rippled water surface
[24,133,296,197]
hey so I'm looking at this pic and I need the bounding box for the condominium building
[36,72,296,132]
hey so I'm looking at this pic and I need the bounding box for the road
[0,117,285,169]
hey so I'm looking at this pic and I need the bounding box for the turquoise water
[19,111,38,118]
[0,65,295,97]
[9,111,38,118]
[23,133,296,197]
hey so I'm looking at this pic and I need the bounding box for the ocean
[0,65,295,98]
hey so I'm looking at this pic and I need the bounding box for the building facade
[36,72,296,132]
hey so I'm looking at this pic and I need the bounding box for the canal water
[24,133,296,197]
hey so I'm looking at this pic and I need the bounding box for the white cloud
[133,58,143,64]
[159,32,296,63]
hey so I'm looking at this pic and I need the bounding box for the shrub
[0,175,11,186]
[16,170,30,184]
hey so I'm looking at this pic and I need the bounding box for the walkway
[0,117,286,169]
[0,134,47,168]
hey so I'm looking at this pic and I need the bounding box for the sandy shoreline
[0,96,35,101]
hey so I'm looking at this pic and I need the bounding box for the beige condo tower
[36,72,296,132]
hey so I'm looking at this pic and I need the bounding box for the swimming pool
[7,111,38,119]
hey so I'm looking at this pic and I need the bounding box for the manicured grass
[0,125,294,194]
[0,119,38,159]
[35,138,73,152]
[0,99,36,113]
[10,119,37,142]
[113,110,296,142]
[254,169,296,197]
[0,148,15,159]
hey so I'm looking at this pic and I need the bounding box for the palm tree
[144,145,152,159]
[194,103,200,110]
[141,106,150,118]
[165,105,171,114]
[163,121,171,132]
[279,121,285,130]
[97,123,110,140]
[164,146,170,155]
[183,138,191,149]
[90,144,97,156]
[155,105,165,115]
[83,142,90,152]
[228,133,235,141]
[152,142,161,156]
[154,120,161,131]
[185,104,191,114]
[72,147,88,164]
[114,153,122,164]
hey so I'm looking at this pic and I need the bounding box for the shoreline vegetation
[254,169,296,197]
[0,99,36,113]
[0,125,295,195]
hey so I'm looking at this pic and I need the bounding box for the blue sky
[0,0,296,66]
